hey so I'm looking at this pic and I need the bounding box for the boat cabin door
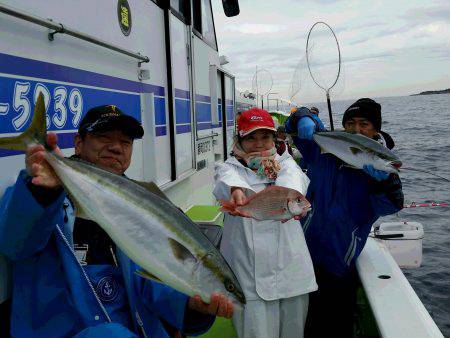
[168,2,196,180]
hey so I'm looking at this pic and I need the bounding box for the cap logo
[101,112,121,118]
[348,106,360,111]
[250,116,263,121]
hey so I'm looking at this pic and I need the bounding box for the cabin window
[193,0,217,50]
[170,0,190,23]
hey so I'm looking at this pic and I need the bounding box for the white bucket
[372,221,424,268]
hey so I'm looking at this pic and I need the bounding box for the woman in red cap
[213,108,317,338]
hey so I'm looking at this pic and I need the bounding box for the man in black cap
[342,98,395,150]
[309,106,319,116]
[285,99,404,337]
[73,105,144,175]
[0,105,234,338]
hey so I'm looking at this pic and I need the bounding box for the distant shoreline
[411,88,450,96]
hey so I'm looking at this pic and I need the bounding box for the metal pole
[0,3,149,64]
[255,65,259,108]
[326,91,334,130]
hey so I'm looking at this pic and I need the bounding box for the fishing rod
[403,202,448,209]
[306,21,341,130]
[401,167,450,183]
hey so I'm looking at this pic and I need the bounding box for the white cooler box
[372,221,424,268]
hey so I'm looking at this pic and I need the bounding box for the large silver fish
[313,131,402,174]
[0,94,245,308]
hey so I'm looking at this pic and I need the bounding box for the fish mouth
[235,292,246,305]
[390,161,402,169]
[233,291,246,307]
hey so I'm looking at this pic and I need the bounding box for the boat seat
[185,205,224,249]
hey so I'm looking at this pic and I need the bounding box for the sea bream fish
[313,131,402,174]
[0,94,245,308]
[220,186,311,221]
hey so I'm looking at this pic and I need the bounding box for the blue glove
[363,164,389,181]
[296,117,316,140]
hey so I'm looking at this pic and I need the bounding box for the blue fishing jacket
[0,170,214,338]
[285,111,404,277]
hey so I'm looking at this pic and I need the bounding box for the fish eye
[224,278,236,293]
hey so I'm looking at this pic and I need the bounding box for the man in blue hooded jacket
[285,98,404,337]
[0,105,234,338]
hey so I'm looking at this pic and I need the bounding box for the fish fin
[68,194,91,220]
[132,180,171,202]
[349,147,363,155]
[135,269,163,283]
[220,200,251,218]
[168,238,198,262]
[0,93,47,151]
[266,208,287,216]
[219,200,237,213]
[342,163,358,169]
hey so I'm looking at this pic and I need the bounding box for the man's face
[75,130,133,175]
[344,117,378,139]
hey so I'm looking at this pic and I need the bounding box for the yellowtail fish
[0,94,245,308]
[220,186,310,221]
[313,131,402,174]
[313,131,450,182]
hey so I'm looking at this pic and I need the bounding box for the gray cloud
[404,5,450,23]
[214,0,450,101]
[347,25,414,46]
[343,52,394,64]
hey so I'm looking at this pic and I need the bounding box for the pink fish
[220,186,311,221]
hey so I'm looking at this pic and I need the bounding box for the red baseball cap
[237,108,276,137]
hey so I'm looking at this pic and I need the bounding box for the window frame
[170,0,191,25]
[192,0,218,51]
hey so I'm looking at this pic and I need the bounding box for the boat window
[193,0,218,50]
[150,0,165,8]
[170,0,190,23]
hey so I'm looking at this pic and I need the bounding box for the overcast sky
[212,0,450,104]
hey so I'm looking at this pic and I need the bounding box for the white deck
[357,238,443,338]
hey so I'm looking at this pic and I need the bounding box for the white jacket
[213,151,317,301]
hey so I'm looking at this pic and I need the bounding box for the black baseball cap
[78,105,144,139]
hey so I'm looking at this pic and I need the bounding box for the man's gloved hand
[363,164,389,181]
[296,117,316,140]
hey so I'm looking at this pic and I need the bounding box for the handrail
[197,132,219,141]
[0,3,149,64]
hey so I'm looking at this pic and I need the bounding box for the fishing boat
[0,0,443,337]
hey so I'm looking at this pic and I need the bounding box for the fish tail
[0,93,47,151]
[219,200,237,213]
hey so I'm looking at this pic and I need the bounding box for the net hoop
[306,21,342,93]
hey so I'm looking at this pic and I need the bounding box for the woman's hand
[230,187,246,206]
[226,187,249,217]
